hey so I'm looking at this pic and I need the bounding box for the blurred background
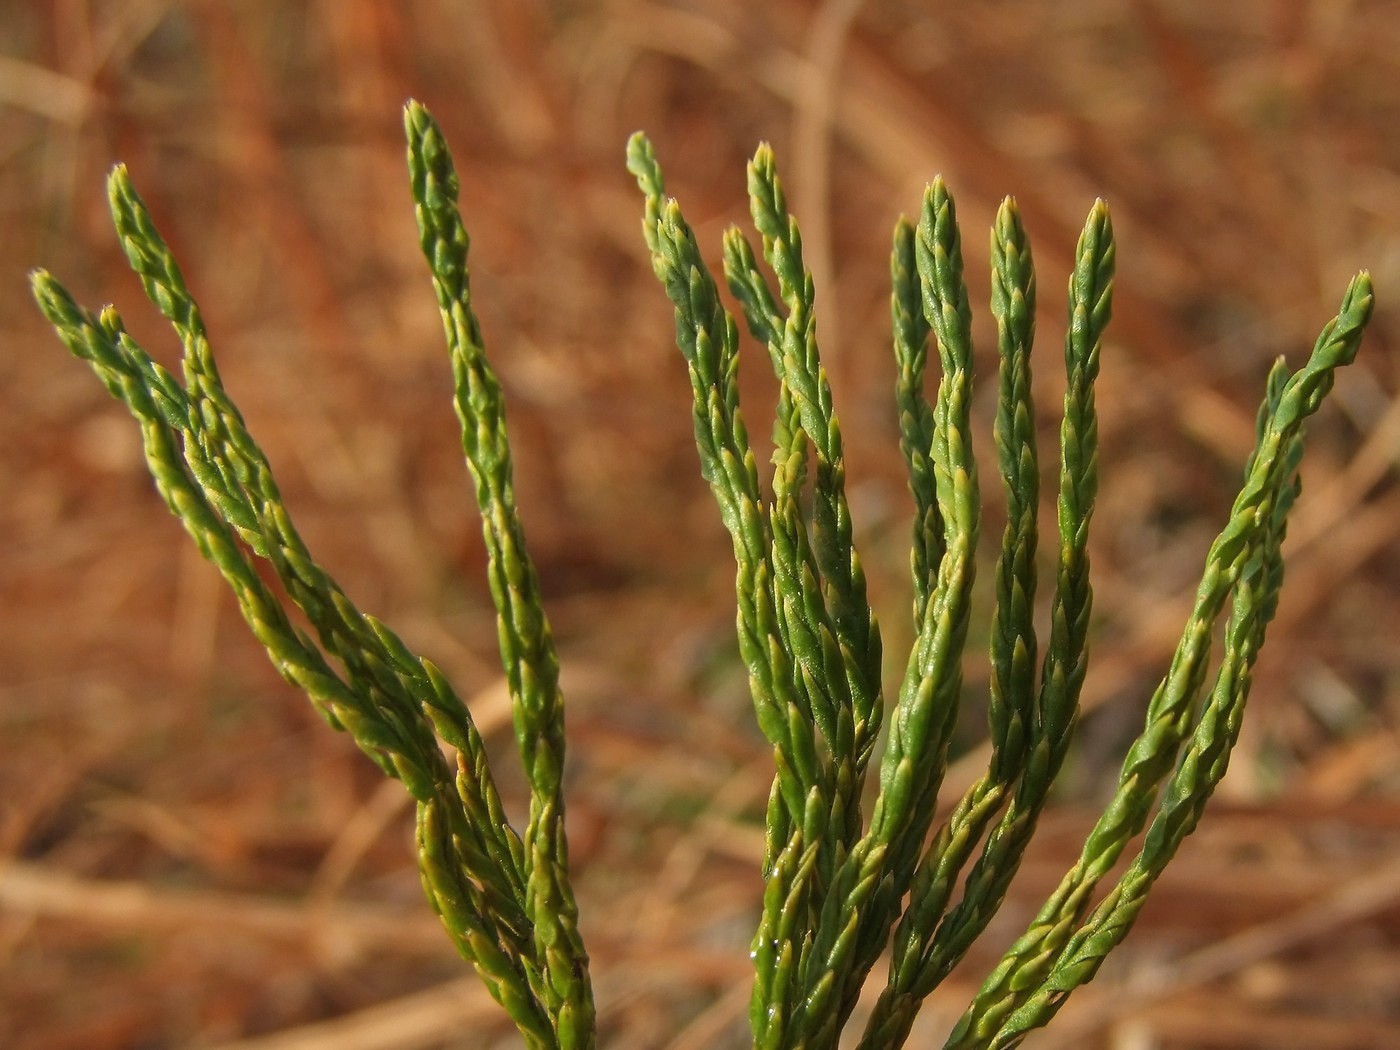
[3,1,1400,1047]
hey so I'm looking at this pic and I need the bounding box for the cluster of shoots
[33,100,1372,1048]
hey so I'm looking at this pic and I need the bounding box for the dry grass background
[3,1,1400,1047]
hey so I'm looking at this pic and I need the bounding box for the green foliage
[629,131,1368,1049]
[35,100,1372,1048]
[34,104,593,1050]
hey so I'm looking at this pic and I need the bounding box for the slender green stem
[795,177,985,1045]
[746,148,883,774]
[628,133,832,1047]
[406,102,593,1048]
[31,265,556,1046]
[859,196,1042,1049]
[890,216,941,628]
[917,199,1113,985]
[949,273,1373,1048]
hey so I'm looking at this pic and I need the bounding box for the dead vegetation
[2,2,1399,1047]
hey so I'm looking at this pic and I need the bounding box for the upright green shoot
[630,133,1369,1050]
[34,100,1372,1049]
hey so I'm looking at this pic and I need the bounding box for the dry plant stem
[35,95,1374,1050]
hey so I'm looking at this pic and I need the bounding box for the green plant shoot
[34,100,1372,1047]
